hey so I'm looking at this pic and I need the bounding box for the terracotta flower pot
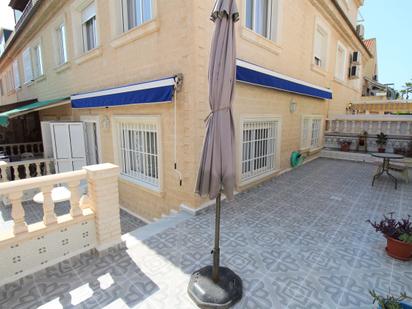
[386,237,412,261]
[378,147,386,153]
[340,143,350,152]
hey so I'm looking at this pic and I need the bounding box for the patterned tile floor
[0,201,146,235]
[1,158,412,309]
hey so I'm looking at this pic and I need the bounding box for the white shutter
[82,2,96,22]
[12,61,20,89]
[23,48,33,83]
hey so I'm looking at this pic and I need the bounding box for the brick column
[84,163,122,252]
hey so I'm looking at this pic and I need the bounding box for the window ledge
[25,81,35,87]
[333,77,347,86]
[119,175,164,198]
[240,27,282,55]
[35,75,46,83]
[111,19,160,49]
[75,47,103,65]
[54,62,71,74]
[311,64,327,77]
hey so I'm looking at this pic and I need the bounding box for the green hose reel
[290,151,304,168]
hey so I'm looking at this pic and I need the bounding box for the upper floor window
[82,2,97,52]
[122,0,153,31]
[245,0,279,42]
[5,68,15,93]
[12,60,21,89]
[23,48,33,83]
[335,42,347,81]
[56,23,68,65]
[313,23,328,70]
[32,44,44,78]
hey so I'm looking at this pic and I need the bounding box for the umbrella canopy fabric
[195,0,239,201]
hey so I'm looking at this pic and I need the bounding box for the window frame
[22,47,33,84]
[32,43,44,79]
[239,115,282,185]
[56,23,68,65]
[244,0,280,43]
[121,0,154,32]
[12,60,21,89]
[300,115,324,151]
[312,18,330,71]
[81,2,98,53]
[335,41,347,81]
[112,115,163,192]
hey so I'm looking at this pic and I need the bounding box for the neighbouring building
[0,0,373,221]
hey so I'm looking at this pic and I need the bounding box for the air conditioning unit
[348,65,360,79]
[351,51,361,65]
[356,24,365,39]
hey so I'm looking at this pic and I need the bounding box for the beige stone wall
[0,0,372,220]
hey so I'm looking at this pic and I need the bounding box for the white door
[50,122,87,173]
[40,121,53,158]
[84,122,100,165]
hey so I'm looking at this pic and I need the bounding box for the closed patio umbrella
[188,0,242,308]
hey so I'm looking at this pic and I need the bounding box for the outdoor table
[33,186,71,204]
[371,153,404,189]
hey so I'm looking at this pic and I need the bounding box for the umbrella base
[188,266,242,309]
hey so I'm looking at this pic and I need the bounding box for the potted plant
[376,132,388,153]
[370,290,412,309]
[367,213,412,261]
[339,139,352,152]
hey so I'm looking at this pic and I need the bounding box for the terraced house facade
[0,0,372,221]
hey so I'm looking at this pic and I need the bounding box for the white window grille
[82,2,97,52]
[241,118,279,182]
[32,44,43,78]
[12,60,20,89]
[116,117,160,190]
[23,48,33,83]
[5,68,15,93]
[245,0,279,42]
[122,0,153,32]
[301,116,323,149]
[56,23,68,65]
[313,24,328,69]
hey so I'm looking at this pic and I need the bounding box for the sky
[361,0,412,90]
[0,0,15,31]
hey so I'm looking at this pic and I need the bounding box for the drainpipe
[173,75,183,186]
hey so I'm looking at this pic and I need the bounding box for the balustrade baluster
[36,162,41,177]
[42,185,57,225]
[9,192,28,234]
[24,164,30,179]
[0,163,7,182]
[14,166,20,180]
[68,181,82,217]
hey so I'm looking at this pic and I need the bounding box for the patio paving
[1,158,411,308]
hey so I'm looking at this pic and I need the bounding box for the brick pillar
[84,163,122,252]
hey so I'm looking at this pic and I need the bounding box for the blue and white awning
[71,77,178,109]
[236,60,332,100]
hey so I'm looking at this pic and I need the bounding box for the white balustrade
[0,159,54,182]
[0,141,43,157]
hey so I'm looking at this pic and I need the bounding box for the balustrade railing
[0,142,43,157]
[0,158,54,182]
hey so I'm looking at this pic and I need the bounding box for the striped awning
[71,76,180,109]
[236,60,333,100]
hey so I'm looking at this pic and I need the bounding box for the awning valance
[71,76,179,109]
[0,97,70,127]
[236,60,333,100]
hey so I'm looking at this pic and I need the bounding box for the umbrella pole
[212,191,221,282]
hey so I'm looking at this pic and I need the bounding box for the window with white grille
[245,0,279,42]
[122,0,153,32]
[301,116,323,149]
[335,42,347,81]
[23,48,33,83]
[115,117,160,190]
[241,118,279,182]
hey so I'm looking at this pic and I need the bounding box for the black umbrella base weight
[188,266,242,309]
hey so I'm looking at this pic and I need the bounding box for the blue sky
[361,0,412,90]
